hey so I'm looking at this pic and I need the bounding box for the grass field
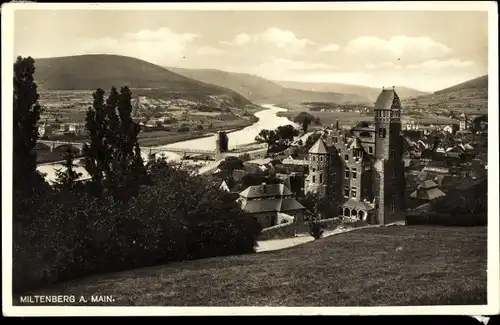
[16,226,487,306]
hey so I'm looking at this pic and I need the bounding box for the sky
[13,9,489,92]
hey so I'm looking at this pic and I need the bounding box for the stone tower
[372,87,406,225]
[304,138,338,199]
[459,112,468,131]
[344,137,374,203]
[215,131,229,159]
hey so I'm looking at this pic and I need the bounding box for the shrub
[308,220,325,240]
[13,162,263,293]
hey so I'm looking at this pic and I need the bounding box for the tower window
[344,167,350,179]
[368,146,373,154]
[344,154,349,161]
[312,168,316,172]
[312,176,316,183]
[378,128,387,138]
[319,174,323,183]
[344,186,349,198]
[352,168,357,179]
[351,186,357,198]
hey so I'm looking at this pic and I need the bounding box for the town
[8,4,493,313]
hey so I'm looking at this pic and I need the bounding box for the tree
[255,129,277,148]
[83,88,109,196]
[218,156,244,173]
[308,219,325,240]
[54,148,83,190]
[83,87,148,200]
[294,112,314,133]
[275,125,300,148]
[13,56,46,192]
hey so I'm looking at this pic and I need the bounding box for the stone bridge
[37,138,268,163]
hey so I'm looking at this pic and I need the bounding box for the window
[351,187,357,198]
[319,174,323,183]
[390,202,395,213]
[352,168,357,179]
[344,167,350,179]
[312,168,316,172]
[344,186,349,198]
[333,137,338,143]
[320,156,324,162]
[312,175,316,183]
[345,154,349,161]
[378,128,387,138]
[368,146,373,154]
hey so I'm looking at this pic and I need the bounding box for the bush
[13,162,263,293]
[308,220,325,240]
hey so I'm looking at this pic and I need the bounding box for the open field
[39,88,261,147]
[16,226,487,306]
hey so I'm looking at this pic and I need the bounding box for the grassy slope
[166,67,373,107]
[274,80,430,101]
[402,75,488,113]
[18,226,487,306]
[33,55,251,106]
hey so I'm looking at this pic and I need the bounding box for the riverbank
[277,109,459,127]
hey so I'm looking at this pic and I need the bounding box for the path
[256,223,404,253]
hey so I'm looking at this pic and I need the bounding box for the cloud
[366,62,402,69]
[406,59,475,69]
[344,35,452,60]
[194,46,226,56]
[318,43,341,52]
[220,28,315,52]
[70,27,200,66]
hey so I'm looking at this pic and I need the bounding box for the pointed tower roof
[348,137,364,150]
[309,138,329,154]
[374,88,399,110]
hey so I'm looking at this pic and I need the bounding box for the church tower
[304,138,338,201]
[459,112,469,131]
[373,87,406,225]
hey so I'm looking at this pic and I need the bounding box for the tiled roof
[309,138,330,154]
[418,180,438,189]
[341,198,375,211]
[241,197,306,214]
[239,183,294,199]
[374,88,400,110]
[410,187,446,200]
[348,137,364,149]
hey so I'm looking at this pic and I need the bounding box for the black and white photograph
[2,1,498,317]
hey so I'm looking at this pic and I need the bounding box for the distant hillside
[33,55,252,106]
[166,67,373,107]
[274,80,429,102]
[402,75,488,113]
[434,75,488,95]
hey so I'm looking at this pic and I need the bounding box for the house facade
[304,87,406,225]
[237,183,306,228]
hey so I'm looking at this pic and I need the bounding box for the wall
[253,211,277,229]
[258,222,297,240]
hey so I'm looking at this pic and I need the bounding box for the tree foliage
[255,125,300,152]
[83,87,148,200]
[54,149,83,191]
[13,56,46,193]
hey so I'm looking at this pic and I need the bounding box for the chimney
[336,119,340,130]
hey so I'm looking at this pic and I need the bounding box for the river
[37,104,297,183]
